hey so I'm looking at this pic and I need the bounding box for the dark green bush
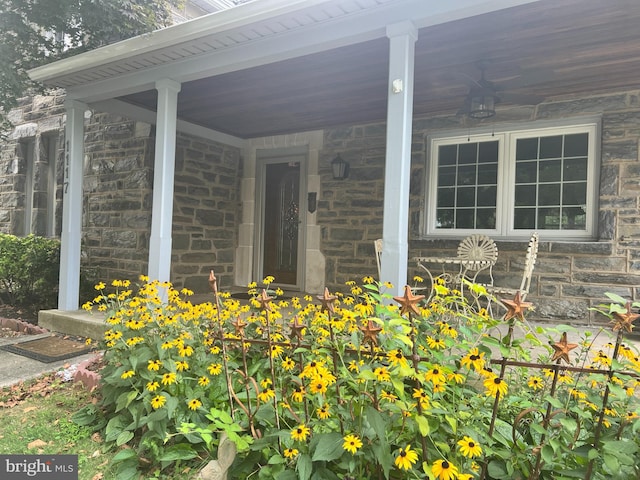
[0,234,60,310]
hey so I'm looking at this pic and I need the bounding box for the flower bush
[77,274,640,480]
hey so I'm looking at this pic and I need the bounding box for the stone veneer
[320,91,640,324]
[2,93,241,295]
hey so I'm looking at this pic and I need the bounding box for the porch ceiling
[36,0,640,139]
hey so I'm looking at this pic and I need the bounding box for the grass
[0,374,117,480]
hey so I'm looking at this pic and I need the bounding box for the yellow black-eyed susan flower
[394,445,418,470]
[431,459,458,480]
[457,436,482,458]
[290,424,311,442]
[342,434,363,454]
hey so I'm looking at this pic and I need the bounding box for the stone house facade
[2,85,640,324]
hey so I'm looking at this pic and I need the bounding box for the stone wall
[320,90,640,324]
[1,94,241,295]
[172,133,242,293]
[83,116,241,293]
[0,90,65,235]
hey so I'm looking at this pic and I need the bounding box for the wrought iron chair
[374,238,383,281]
[484,232,539,313]
[414,234,498,302]
[456,234,499,285]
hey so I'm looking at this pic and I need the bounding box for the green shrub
[0,233,60,310]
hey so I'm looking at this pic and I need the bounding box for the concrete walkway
[0,332,98,389]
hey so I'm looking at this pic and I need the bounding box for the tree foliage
[0,0,182,132]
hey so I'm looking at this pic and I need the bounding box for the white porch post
[58,100,86,310]
[148,79,181,283]
[380,21,417,296]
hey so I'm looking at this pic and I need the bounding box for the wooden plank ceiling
[120,0,640,139]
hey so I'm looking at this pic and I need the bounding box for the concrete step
[38,309,107,340]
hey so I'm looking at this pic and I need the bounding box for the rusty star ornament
[288,316,306,342]
[360,319,383,347]
[257,289,274,312]
[611,301,640,333]
[317,287,338,314]
[550,332,578,364]
[208,269,218,294]
[231,316,248,337]
[501,291,533,322]
[393,285,425,316]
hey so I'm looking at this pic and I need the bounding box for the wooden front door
[262,161,301,286]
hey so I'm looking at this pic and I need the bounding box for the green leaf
[588,448,599,460]
[275,471,297,480]
[602,439,639,456]
[116,430,134,446]
[541,444,554,464]
[445,415,457,434]
[112,448,138,463]
[311,432,344,462]
[603,453,619,472]
[296,453,312,480]
[487,460,509,479]
[365,406,386,441]
[416,415,430,436]
[157,444,198,462]
[115,390,138,413]
[105,416,128,443]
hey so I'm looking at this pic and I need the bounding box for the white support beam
[58,100,86,310]
[380,21,417,297]
[147,79,181,285]
[90,99,246,148]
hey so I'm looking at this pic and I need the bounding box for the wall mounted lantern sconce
[308,192,317,213]
[331,154,350,180]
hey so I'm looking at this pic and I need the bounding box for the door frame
[254,146,308,291]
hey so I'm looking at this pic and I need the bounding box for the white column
[58,99,86,310]
[381,21,417,296]
[148,79,181,283]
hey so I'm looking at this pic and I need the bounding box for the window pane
[538,207,561,229]
[514,208,536,229]
[477,186,496,206]
[516,161,537,183]
[562,207,586,229]
[564,133,588,157]
[437,187,455,207]
[438,166,456,186]
[516,137,538,160]
[515,185,536,206]
[457,165,476,185]
[562,183,587,205]
[458,143,477,164]
[539,183,561,206]
[476,209,496,229]
[439,145,457,166]
[478,164,497,184]
[436,209,454,228]
[478,141,499,163]
[456,209,475,228]
[539,135,562,159]
[457,187,476,207]
[564,158,587,181]
[539,159,561,182]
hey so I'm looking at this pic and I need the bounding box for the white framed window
[425,120,599,240]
